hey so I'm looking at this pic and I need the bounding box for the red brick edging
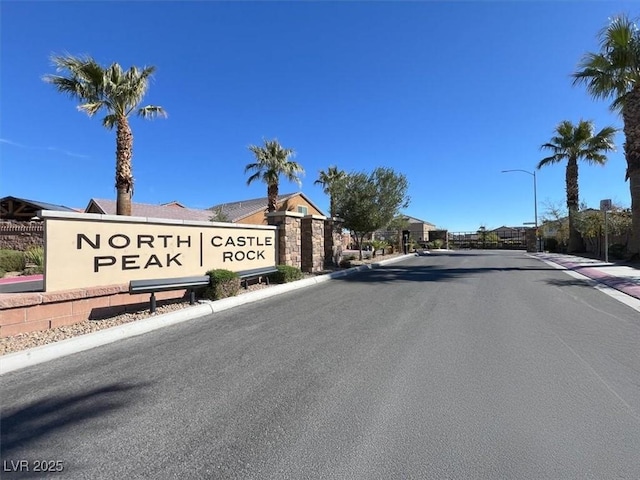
[0,285,185,337]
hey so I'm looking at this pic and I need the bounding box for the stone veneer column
[301,215,326,273]
[525,228,537,253]
[324,217,344,267]
[267,211,302,268]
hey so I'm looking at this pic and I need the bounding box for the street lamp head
[501,169,534,176]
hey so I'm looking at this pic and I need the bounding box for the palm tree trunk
[267,183,278,213]
[566,157,583,253]
[115,116,134,216]
[623,88,640,257]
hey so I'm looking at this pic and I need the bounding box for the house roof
[1,196,77,220]
[85,192,326,223]
[404,215,436,226]
[86,198,213,222]
[160,201,187,208]
[209,192,325,222]
[490,225,527,232]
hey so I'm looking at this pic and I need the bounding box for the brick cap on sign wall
[302,215,327,220]
[0,284,127,309]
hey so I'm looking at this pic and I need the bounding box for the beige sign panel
[42,212,276,292]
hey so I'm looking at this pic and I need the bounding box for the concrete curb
[534,253,640,301]
[0,254,415,375]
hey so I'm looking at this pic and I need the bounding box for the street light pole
[501,169,538,251]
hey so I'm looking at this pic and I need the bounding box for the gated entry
[448,227,529,250]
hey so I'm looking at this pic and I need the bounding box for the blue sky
[1,1,635,231]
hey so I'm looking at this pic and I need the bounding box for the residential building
[208,192,325,225]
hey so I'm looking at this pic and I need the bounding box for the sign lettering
[43,213,277,292]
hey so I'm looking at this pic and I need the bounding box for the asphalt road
[0,280,42,294]
[2,251,639,479]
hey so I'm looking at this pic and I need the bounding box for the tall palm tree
[43,54,167,216]
[245,139,304,213]
[573,14,640,255]
[314,165,346,217]
[538,120,616,253]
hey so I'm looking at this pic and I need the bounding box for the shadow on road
[335,264,554,284]
[543,278,598,289]
[0,381,150,459]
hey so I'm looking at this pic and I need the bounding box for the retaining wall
[0,285,185,337]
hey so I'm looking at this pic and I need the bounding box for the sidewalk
[534,252,640,301]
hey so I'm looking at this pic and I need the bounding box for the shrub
[370,240,389,257]
[203,269,240,300]
[269,265,303,284]
[432,239,444,249]
[24,247,44,267]
[0,268,5,278]
[608,243,626,260]
[0,250,26,272]
[339,254,357,268]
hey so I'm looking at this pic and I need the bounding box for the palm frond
[538,119,616,169]
[537,154,564,169]
[102,114,118,129]
[137,105,167,119]
[77,101,106,117]
[573,15,640,110]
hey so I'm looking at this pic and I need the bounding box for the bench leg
[189,289,196,305]
[150,292,157,314]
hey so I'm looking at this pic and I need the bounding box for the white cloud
[0,138,89,159]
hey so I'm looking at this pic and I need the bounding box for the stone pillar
[301,215,326,273]
[267,211,302,268]
[526,228,537,252]
[324,217,344,267]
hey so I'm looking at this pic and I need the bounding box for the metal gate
[448,228,528,250]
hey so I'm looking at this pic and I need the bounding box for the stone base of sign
[0,286,185,337]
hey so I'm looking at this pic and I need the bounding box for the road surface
[1,251,639,479]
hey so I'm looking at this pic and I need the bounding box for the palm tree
[314,166,346,217]
[245,139,304,213]
[43,54,167,216]
[573,14,640,255]
[538,120,616,253]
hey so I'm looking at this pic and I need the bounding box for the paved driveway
[1,251,639,479]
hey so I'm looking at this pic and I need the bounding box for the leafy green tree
[333,167,410,259]
[245,139,304,213]
[540,201,570,250]
[537,120,616,252]
[44,54,167,215]
[573,14,640,255]
[383,215,411,251]
[575,203,632,255]
[477,227,499,248]
[314,165,346,217]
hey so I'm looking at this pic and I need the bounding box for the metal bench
[129,275,210,313]
[238,266,278,289]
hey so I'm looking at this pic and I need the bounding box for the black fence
[448,229,528,250]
